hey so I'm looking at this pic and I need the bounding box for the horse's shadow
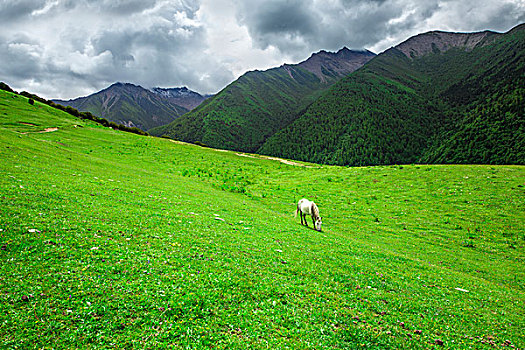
[298,223,322,232]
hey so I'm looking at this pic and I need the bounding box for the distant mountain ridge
[53,83,208,131]
[150,47,376,152]
[150,87,211,110]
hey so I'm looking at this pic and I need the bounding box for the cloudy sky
[1,0,523,99]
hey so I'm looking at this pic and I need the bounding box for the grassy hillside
[1,90,524,349]
[150,67,327,152]
[259,25,525,166]
[151,50,375,153]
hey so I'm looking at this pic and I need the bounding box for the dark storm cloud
[235,0,523,57]
[0,0,45,22]
[234,0,408,55]
[84,0,158,14]
[0,38,42,80]
[241,0,317,38]
[236,0,317,52]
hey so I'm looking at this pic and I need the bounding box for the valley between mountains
[0,22,524,350]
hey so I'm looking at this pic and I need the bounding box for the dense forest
[259,24,524,165]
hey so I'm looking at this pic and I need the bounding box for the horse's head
[315,217,322,232]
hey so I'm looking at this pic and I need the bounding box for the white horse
[295,198,322,231]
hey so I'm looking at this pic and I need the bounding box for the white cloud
[68,50,113,75]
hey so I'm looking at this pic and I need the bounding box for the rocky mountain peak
[150,86,209,110]
[297,47,376,82]
[151,86,202,99]
[395,30,499,59]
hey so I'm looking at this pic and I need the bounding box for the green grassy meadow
[1,90,524,349]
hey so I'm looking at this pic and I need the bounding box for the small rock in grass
[21,295,29,302]
[414,330,422,335]
[435,339,444,346]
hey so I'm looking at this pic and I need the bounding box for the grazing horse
[295,198,322,231]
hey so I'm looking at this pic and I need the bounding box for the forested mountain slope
[259,24,524,165]
[150,48,375,152]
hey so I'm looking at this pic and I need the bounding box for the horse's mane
[311,202,320,219]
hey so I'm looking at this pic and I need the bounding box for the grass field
[1,89,524,349]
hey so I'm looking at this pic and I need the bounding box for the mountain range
[148,48,376,152]
[153,24,524,165]
[52,23,524,166]
[53,83,210,130]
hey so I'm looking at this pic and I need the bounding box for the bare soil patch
[20,127,59,134]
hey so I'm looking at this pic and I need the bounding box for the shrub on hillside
[0,82,15,93]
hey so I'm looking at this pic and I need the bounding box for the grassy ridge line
[151,65,334,153]
[1,90,524,348]
[0,83,149,137]
[151,49,376,152]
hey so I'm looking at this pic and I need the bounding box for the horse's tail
[294,201,301,217]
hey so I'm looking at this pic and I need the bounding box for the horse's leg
[312,215,315,227]
[301,212,304,225]
[303,213,308,226]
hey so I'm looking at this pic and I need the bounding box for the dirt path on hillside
[168,139,189,145]
[165,138,315,167]
[263,156,313,167]
[20,127,59,134]
[236,152,315,167]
